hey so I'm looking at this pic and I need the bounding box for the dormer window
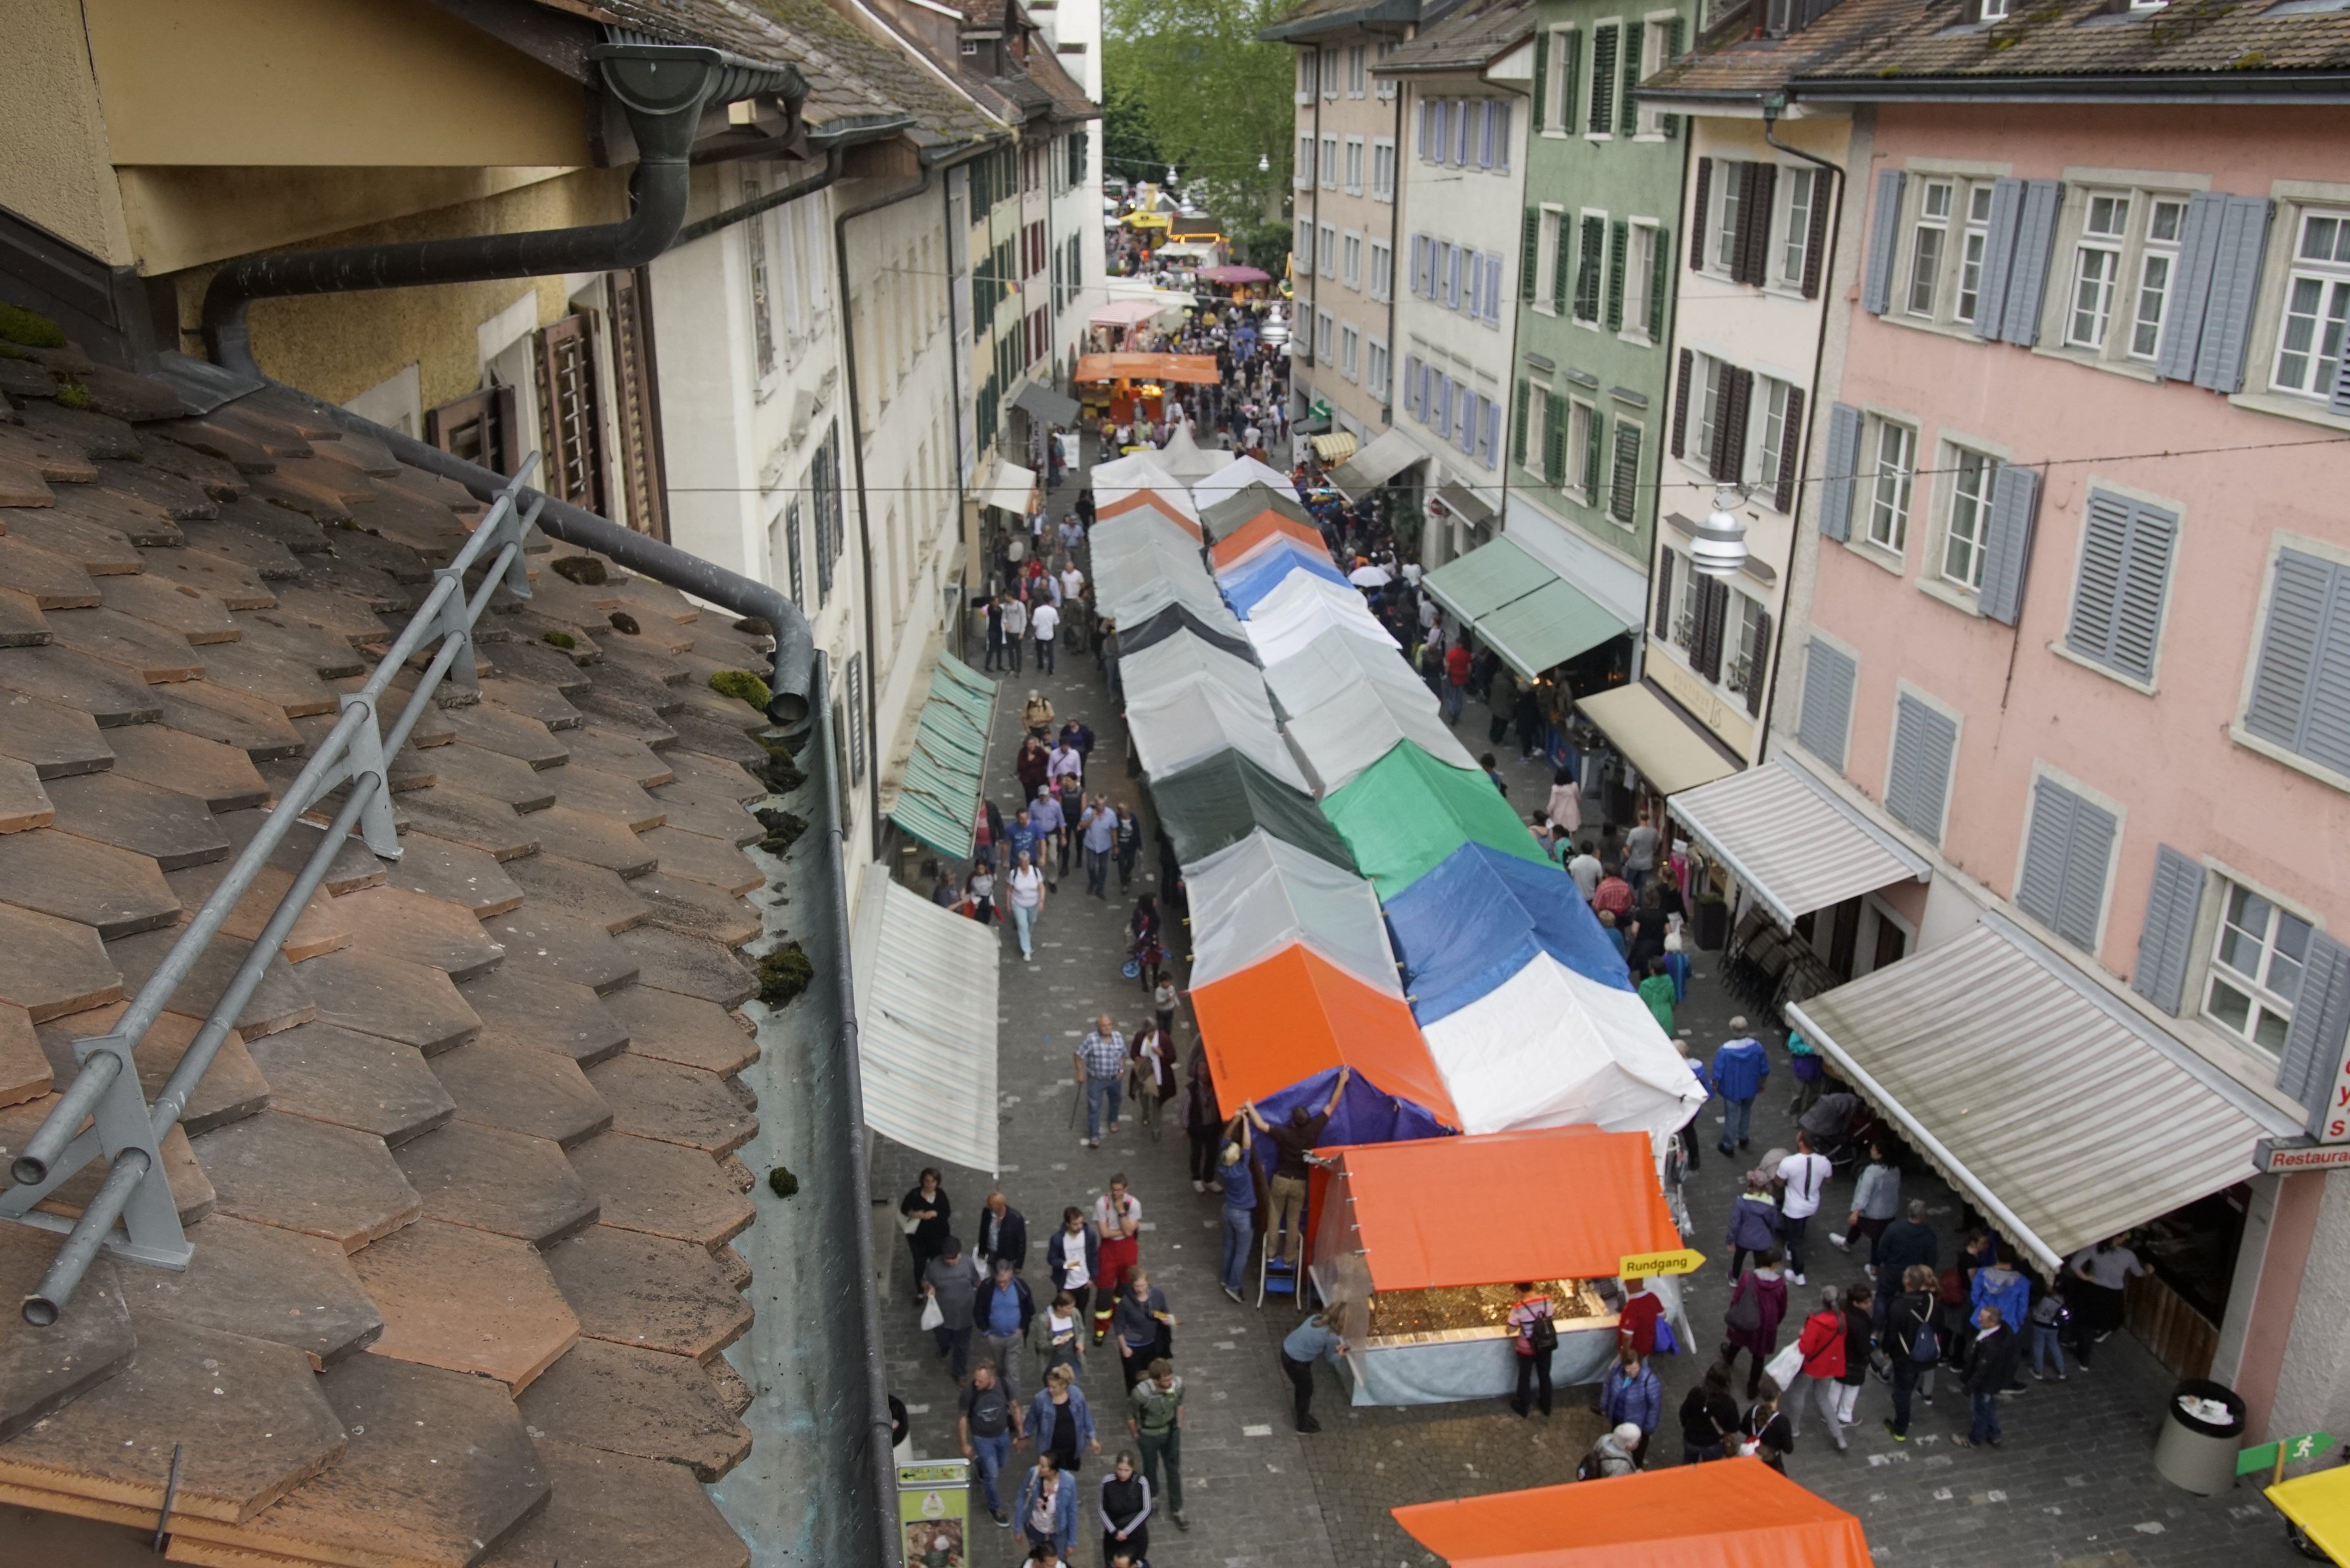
[1980,0,2008,18]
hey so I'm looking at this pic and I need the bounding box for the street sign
[2238,1432,2334,1478]
[1621,1248,1707,1278]
[2254,1137,2350,1173]
[898,1461,971,1566]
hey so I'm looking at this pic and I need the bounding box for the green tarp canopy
[1322,740,1551,899]
[1420,536,1554,624]
[1200,484,1312,542]
[1475,577,1623,681]
[1151,749,1356,873]
[886,653,997,859]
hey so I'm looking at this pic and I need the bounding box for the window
[1453,100,1474,166]
[1340,324,1360,380]
[2065,488,2177,685]
[1608,419,1642,525]
[1376,37,1399,99]
[1622,223,1657,338]
[1442,241,1461,308]
[1982,0,2009,16]
[1905,179,1953,318]
[1295,217,1314,271]
[1711,161,1744,272]
[1956,183,1994,325]
[1688,352,1725,465]
[1942,447,1999,590]
[1342,231,1363,289]
[1573,215,1606,324]
[844,652,867,786]
[1372,139,1396,201]
[1885,691,1959,844]
[1865,419,1916,553]
[1587,23,1618,136]
[1779,167,1818,291]
[1321,135,1339,189]
[2241,546,2350,779]
[1754,376,1793,506]
[1317,311,1336,358]
[1567,399,1599,497]
[2128,198,2187,360]
[1296,51,1313,100]
[1536,210,1563,312]
[1348,44,1367,95]
[1320,223,1337,276]
[1726,592,1768,699]
[1296,312,1312,355]
[2204,879,2313,1053]
[1370,240,1392,302]
[1296,133,1314,188]
[2065,193,2130,348]
[1344,136,1365,194]
[1543,29,1575,131]
[1322,47,1340,98]
[1483,253,1506,327]
[1636,20,1678,136]
[1368,338,1390,401]
[2016,774,2119,954]
[2272,207,2350,400]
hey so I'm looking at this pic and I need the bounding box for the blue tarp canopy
[1385,842,1632,1025]
[1244,1065,1453,1190]
[1222,545,1349,618]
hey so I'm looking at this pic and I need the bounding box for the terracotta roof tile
[148,676,306,759]
[479,671,587,731]
[435,1039,612,1149]
[546,764,667,830]
[542,1224,752,1362]
[3,1100,216,1226]
[561,724,674,788]
[9,503,152,569]
[0,693,115,778]
[0,587,54,646]
[482,1437,752,1568]
[0,1003,50,1107]
[634,824,766,895]
[0,754,55,832]
[15,402,143,464]
[388,831,527,920]
[126,1212,384,1370]
[190,1108,421,1251]
[569,688,680,749]
[136,544,276,610]
[331,884,509,982]
[0,902,122,1020]
[0,826,181,938]
[616,925,757,1008]
[568,1131,753,1250]
[0,534,102,609]
[399,781,545,860]
[164,860,352,963]
[0,1228,133,1440]
[243,1020,457,1145]
[136,438,247,501]
[444,699,572,768]
[460,966,631,1066]
[185,634,339,716]
[587,1055,756,1156]
[483,903,643,994]
[350,1218,581,1390]
[230,607,367,676]
[660,709,768,768]
[292,945,482,1054]
[107,925,315,1036]
[628,871,760,947]
[41,769,231,870]
[661,747,765,804]
[641,784,760,846]
[511,1339,751,1482]
[601,988,759,1076]
[395,1119,601,1246]
[100,721,269,812]
[504,852,653,935]
[0,641,164,725]
[94,568,240,643]
[36,1004,270,1136]
[486,637,594,698]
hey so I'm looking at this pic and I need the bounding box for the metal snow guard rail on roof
[3,457,546,1326]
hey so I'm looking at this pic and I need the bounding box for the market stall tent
[1109,602,1256,663]
[1184,830,1401,995]
[1095,487,1202,536]
[1222,546,1351,618]
[1073,352,1220,385]
[1322,742,1549,899]
[1244,574,1399,666]
[1210,509,1328,572]
[1100,568,1238,633]
[1386,843,1630,1023]
[1262,624,1440,720]
[1285,679,1478,795]
[1200,484,1311,542]
[1191,453,1298,508]
[1391,1459,1871,1568]
[1190,945,1457,1125]
[1149,749,1356,871]
[1117,631,1265,708]
[1124,680,1305,787]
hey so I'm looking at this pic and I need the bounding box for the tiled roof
[0,347,793,1566]
[999,43,1102,122]
[1376,0,1534,73]
[1643,0,2350,96]
[1260,0,1423,43]
[743,0,1005,143]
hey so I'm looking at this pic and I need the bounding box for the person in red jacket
[1441,640,1472,725]
[1617,1276,1665,1359]
[1786,1286,1851,1451]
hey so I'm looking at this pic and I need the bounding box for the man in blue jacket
[977,1258,1037,1400]
[1711,1019,1770,1156]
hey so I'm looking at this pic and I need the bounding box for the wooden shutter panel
[2278,931,2350,1135]
[1692,574,1727,682]
[1578,216,1604,321]
[1740,165,1777,287]
[1670,347,1693,457]
[1661,18,1684,139]
[1977,462,2041,626]
[1552,226,1573,315]
[1532,34,1549,133]
[1619,27,1643,137]
[1521,208,1541,301]
[1648,227,1671,339]
[1544,394,1567,486]
[1861,168,1906,315]
[1999,179,2064,346]
[1744,608,1771,717]
[1711,366,1752,485]
[606,268,668,539]
[1818,402,1862,543]
[1797,638,1856,769]
[2131,844,2205,1015]
[1800,171,1832,301]
[1885,692,1957,845]
[2154,191,2226,381]
[1728,163,1759,285]
[1584,407,1605,495]
[2332,350,2350,418]
[1559,30,1581,139]
[1653,549,1676,639]
[2015,779,2076,941]
[1688,160,1711,271]
[1513,381,1532,467]
[2095,496,2180,683]
[1588,25,1618,134]
[2066,490,2132,670]
[1772,385,1805,516]
[1611,420,1641,524]
[535,313,605,513]
[1605,220,1629,331]
[2192,195,2274,394]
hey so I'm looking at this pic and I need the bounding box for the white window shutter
[1861,169,1906,316]
[1973,177,2026,344]
[1818,402,1863,543]
[2154,191,2227,382]
[2191,195,2275,394]
[2130,843,2205,1015]
[1978,462,2039,626]
[1999,180,2064,347]
[2278,931,2350,1136]
[1404,354,1423,415]
[1884,692,1958,845]
[1796,638,1857,770]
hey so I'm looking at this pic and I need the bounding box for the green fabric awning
[1152,749,1356,873]
[1420,536,1554,624]
[1321,741,1550,900]
[1200,484,1311,542]
[887,653,998,860]
[1475,577,1625,681]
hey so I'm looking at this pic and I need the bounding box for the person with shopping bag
[1719,1249,1788,1399]
[1778,1286,1851,1452]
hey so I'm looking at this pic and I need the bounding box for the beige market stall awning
[1309,431,1359,463]
[979,459,1036,514]
[1328,428,1427,502]
[1670,757,1931,927]
[853,864,1001,1174]
[1574,682,1739,797]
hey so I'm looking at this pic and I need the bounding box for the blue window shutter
[2018,776,2116,954]
[1999,180,2064,347]
[1797,638,1857,771]
[2066,489,2175,684]
[2192,195,2274,394]
[2278,932,2350,1135]
[1885,692,1958,845]
[2332,352,2350,418]
[1973,177,2025,344]
[2130,843,2205,1015]
[1404,354,1422,416]
[1977,462,2040,626]
[2244,548,2350,778]
[2015,778,2076,938]
[2154,191,2226,382]
[2066,490,2132,670]
[1818,402,1863,543]
[2108,499,2177,684]
[1861,169,1906,316]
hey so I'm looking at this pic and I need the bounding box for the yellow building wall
[1,0,136,264]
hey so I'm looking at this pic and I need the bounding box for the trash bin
[2152,1377,2247,1496]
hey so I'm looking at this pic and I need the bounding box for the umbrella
[1348,563,1393,587]
[1198,265,1272,284]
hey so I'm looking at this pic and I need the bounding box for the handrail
[5,459,544,1325]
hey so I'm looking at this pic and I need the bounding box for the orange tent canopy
[1097,489,1203,538]
[1211,512,1327,572]
[1330,1128,1681,1291]
[1190,946,1458,1126]
[1075,352,1221,386]
[1392,1458,1871,1568]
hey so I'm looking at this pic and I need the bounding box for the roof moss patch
[0,302,66,349]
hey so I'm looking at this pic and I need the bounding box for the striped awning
[1310,431,1359,463]
[884,653,997,859]
[853,865,1000,1173]
[1670,757,1931,927]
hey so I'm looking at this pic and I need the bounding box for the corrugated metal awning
[1787,913,2301,1273]
[883,653,997,860]
[853,864,1001,1174]
[1670,757,1931,927]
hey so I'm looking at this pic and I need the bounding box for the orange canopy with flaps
[1097,489,1203,538]
[1328,1128,1680,1292]
[1074,352,1221,386]
[1190,946,1458,1127]
[1211,511,1328,573]
[1391,1457,1872,1568]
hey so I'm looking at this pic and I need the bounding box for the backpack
[1527,1305,1559,1356]
[1906,1303,1938,1364]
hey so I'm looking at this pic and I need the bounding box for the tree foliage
[1103,0,1294,231]
[1100,74,1166,190]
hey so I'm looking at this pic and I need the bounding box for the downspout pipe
[202,43,803,370]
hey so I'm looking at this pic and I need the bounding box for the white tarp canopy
[851,864,1000,1172]
[1244,573,1397,665]
[979,459,1036,515]
[1104,570,1239,632]
[1185,831,1401,995]
[1191,454,1296,510]
[1118,631,1265,704]
[1262,624,1438,721]
[1153,424,1235,482]
[1419,954,1707,1141]
[1285,678,1479,795]
[1091,512,1205,587]
[1124,677,1303,786]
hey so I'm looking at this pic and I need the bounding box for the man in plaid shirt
[1074,1015,1127,1148]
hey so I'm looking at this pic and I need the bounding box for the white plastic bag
[1762,1340,1805,1392]
[919,1295,945,1332]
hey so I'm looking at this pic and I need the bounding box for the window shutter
[1521,208,1541,301]
[1688,160,1711,271]
[1797,638,1857,769]
[2065,489,2176,684]
[1884,692,1958,845]
[1465,247,1481,318]
[1405,353,1423,415]
[1745,608,1771,717]
[1740,164,1777,287]
[535,314,605,513]
[1606,220,1629,331]
[606,267,668,540]
[1722,367,1755,485]
[1558,30,1582,139]
[1860,168,1907,315]
[1552,227,1573,315]
[1532,35,1549,133]
[2153,191,2226,381]
[1485,399,1502,469]
[2191,195,2274,394]
[1728,162,1761,285]
[2243,548,2350,777]
[1513,381,1532,467]
[2277,931,2350,1135]
[1588,25,1618,134]
[1649,228,1672,339]
[1999,179,2064,347]
[2017,776,2116,954]
[1583,407,1605,494]
[1653,549,1676,639]
[1486,255,1506,324]
[1970,176,2025,342]
[1670,347,1693,457]
[2130,844,2205,1015]
[1818,402,1862,543]
[1619,28,1643,137]
[1772,385,1805,516]
[2332,352,2350,418]
[1544,394,1568,486]
[1801,173,1833,301]
[1977,462,2041,626]
[1494,104,1512,172]
[1692,575,1727,682]
[1612,421,1642,524]
[1579,216,1606,321]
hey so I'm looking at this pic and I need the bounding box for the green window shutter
[1619,25,1643,138]
[1583,407,1604,497]
[1552,222,1572,315]
[1532,35,1548,133]
[1543,396,1567,487]
[1579,216,1606,322]
[1661,17,1684,137]
[1648,226,1672,340]
[1559,31,1581,141]
[1610,420,1641,524]
[1588,25,1617,135]
[1521,208,1541,302]
[1513,381,1532,468]
[1606,220,1629,332]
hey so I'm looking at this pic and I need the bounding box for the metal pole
[20,1149,149,1326]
